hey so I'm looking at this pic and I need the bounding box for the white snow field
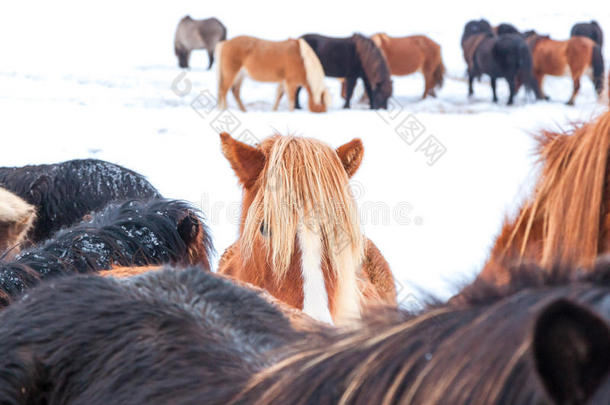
[1,0,609,301]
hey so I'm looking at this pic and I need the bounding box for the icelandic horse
[525,31,604,105]
[371,33,445,98]
[477,110,610,286]
[217,132,396,324]
[216,36,330,112]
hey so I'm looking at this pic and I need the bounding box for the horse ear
[220,132,266,188]
[336,138,364,178]
[532,299,610,404]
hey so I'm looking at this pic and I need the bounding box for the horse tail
[591,44,604,96]
[516,40,543,99]
[433,60,445,89]
[297,38,329,111]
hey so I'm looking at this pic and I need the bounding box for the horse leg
[176,48,190,68]
[343,76,357,109]
[567,75,581,105]
[491,77,498,103]
[535,72,549,100]
[468,73,475,97]
[206,48,215,70]
[218,67,238,110]
[285,82,298,111]
[294,86,303,109]
[231,71,247,112]
[507,78,516,106]
[423,69,434,99]
[273,83,285,111]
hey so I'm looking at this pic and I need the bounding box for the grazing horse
[462,20,542,104]
[0,187,35,256]
[525,31,604,105]
[235,262,610,405]
[216,36,330,112]
[174,16,227,69]
[478,110,610,286]
[0,199,213,308]
[296,33,393,109]
[217,132,396,324]
[0,267,311,404]
[0,159,161,244]
[571,20,604,47]
[370,33,445,98]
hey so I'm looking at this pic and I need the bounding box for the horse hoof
[566,101,574,106]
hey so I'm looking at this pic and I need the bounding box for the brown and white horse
[216,36,330,112]
[0,187,35,256]
[525,32,604,105]
[478,110,610,286]
[371,33,445,98]
[217,132,396,324]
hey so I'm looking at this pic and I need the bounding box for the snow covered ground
[1,1,609,301]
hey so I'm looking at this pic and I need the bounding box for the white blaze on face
[297,223,333,324]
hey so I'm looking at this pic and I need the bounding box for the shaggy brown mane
[351,33,392,94]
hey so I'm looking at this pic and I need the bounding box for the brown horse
[526,32,604,105]
[0,187,35,256]
[217,132,396,325]
[371,33,445,98]
[478,110,610,286]
[217,36,330,112]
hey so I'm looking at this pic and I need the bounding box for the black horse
[0,159,161,244]
[462,21,542,105]
[495,23,520,36]
[571,20,604,47]
[0,199,213,308]
[295,33,392,110]
[0,267,306,404]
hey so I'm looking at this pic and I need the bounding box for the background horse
[478,110,610,286]
[216,36,330,112]
[236,262,610,405]
[174,16,227,69]
[370,33,445,99]
[296,33,392,109]
[0,187,35,256]
[525,31,604,105]
[462,21,542,105]
[0,267,309,404]
[217,132,396,325]
[0,159,161,244]
[571,20,604,47]
[494,23,520,36]
[0,199,212,308]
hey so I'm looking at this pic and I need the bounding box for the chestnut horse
[525,32,604,105]
[216,36,330,112]
[371,33,445,98]
[478,110,610,286]
[217,132,396,324]
[0,187,35,256]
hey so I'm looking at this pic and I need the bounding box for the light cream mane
[0,187,36,252]
[297,39,331,108]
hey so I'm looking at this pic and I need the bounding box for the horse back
[379,35,441,75]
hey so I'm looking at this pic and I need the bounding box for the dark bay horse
[0,159,161,244]
[571,20,604,47]
[296,33,392,109]
[236,262,610,404]
[0,199,212,308]
[0,267,308,404]
[174,16,227,69]
[462,20,542,104]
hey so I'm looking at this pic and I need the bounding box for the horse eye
[260,222,270,237]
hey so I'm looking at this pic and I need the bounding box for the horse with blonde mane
[217,132,396,324]
[0,187,35,256]
[371,33,445,98]
[216,36,330,112]
[477,110,610,286]
[525,31,604,105]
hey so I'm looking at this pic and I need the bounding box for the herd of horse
[1,107,610,402]
[175,16,608,109]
